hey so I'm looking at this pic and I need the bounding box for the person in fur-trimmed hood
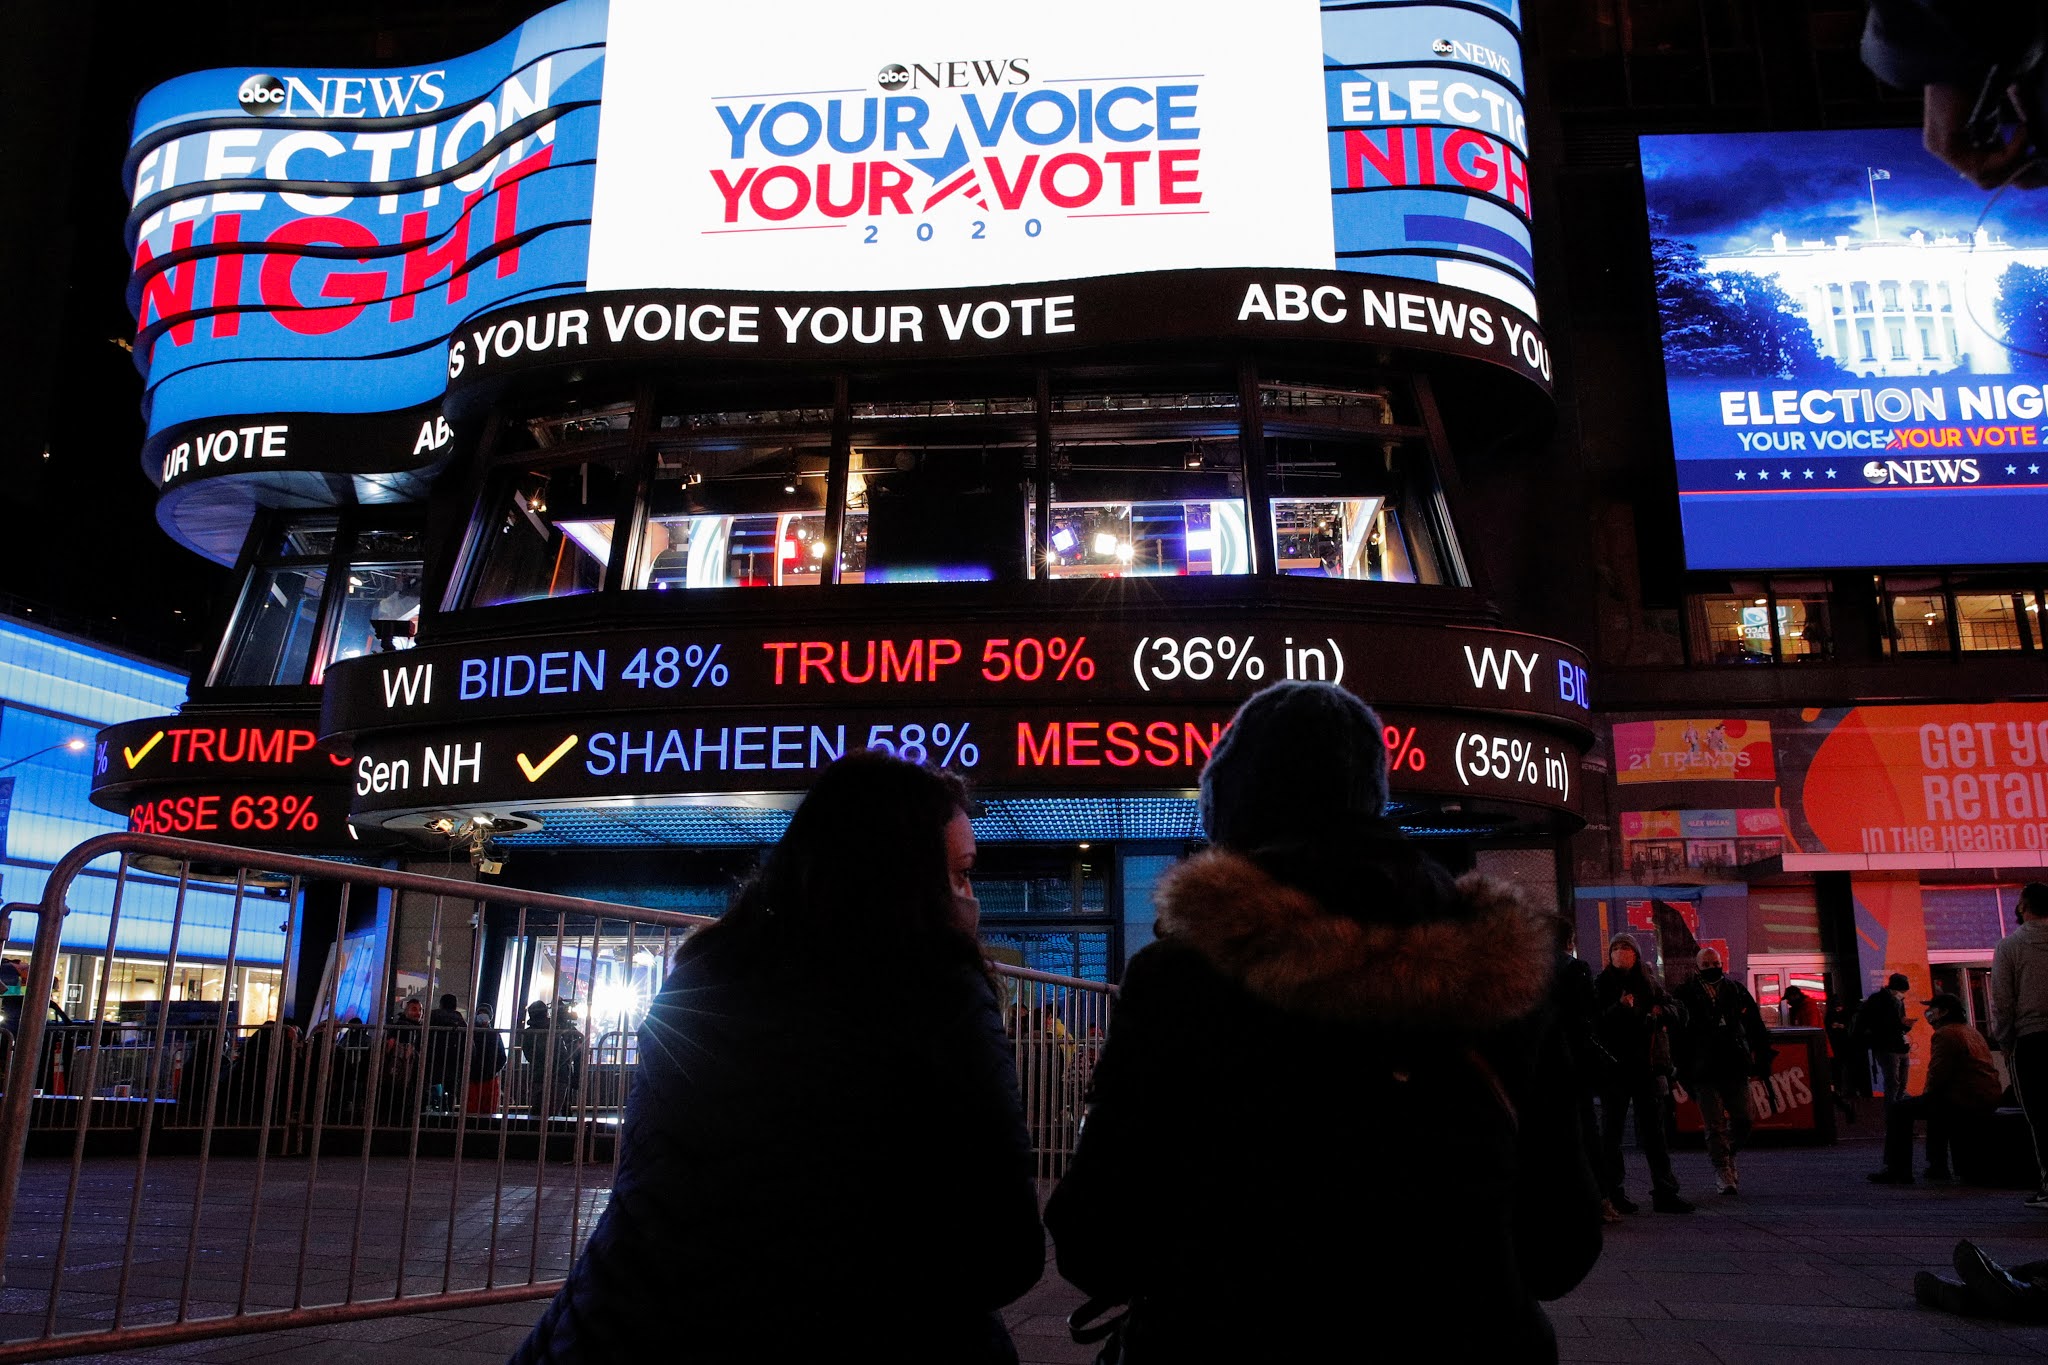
[1045,682,1603,1364]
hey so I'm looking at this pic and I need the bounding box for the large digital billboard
[126,0,1536,559]
[1642,129,2048,570]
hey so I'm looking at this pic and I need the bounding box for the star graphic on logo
[1802,469,1815,479]
[1734,470,1747,481]
[2033,464,2042,474]
[1757,469,1770,480]
[1780,468,1793,479]
[2009,465,2020,475]
[1825,468,1837,478]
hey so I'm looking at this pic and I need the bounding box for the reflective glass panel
[1885,578,1949,653]
[1772,581,1832,661]
[843,446,1032,584]
[327,562,426,666]
[1956,592,2026,651]
[218,566,327,686]
[467,464,626,608]
[630,446,829,590]
[1694,594,1772,663]
[1264,437,1460,584]
[1048,439,1248,579]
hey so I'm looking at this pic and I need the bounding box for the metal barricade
[0,833,1116,1359]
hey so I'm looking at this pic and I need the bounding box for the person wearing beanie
[1594,934,1692,1215]
[1672,947,1774,1196]
[1046,682,1603,1363]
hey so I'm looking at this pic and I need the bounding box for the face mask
[953,891,981,934]
[1699,967,1724,983]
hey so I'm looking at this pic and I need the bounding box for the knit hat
[1199,682,1388,851]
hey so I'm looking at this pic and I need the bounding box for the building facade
[94,0,1597,1034]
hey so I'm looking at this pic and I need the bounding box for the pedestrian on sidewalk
[1045,682,1602,1363]
[1549,915,1610,1220]
[1595,935,1692,1215]
[1992,882,2048,1209]
[426,993,465,1115]
[1854,972,1916,1115]
[1869,992,2001,1184]
[510,752,1042,1363]
[1674,947,1774,1196]
[466,1002,508,1118]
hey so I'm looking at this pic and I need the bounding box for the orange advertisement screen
[1614,719,1776,785]
[1796,704,2048,859]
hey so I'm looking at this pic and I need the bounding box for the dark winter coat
[1672,972,1774,1085]
[1855,988,1912,1055]
[508,936,1043,1365]
[425,1005,466,1090]
[1593,963,1677,1079]
[466,1021,508,1082]
[1044,847,1603,1363]
[1551,951,1604,1092]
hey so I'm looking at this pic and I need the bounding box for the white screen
[587,0,1334,291]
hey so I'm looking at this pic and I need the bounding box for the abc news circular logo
[238,74,286,115]
[1430,39,1456,55]
[877,63,911,90]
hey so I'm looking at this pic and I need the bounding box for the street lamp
[0,738,88,777]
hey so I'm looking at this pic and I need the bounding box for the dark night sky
[0,2,547,671]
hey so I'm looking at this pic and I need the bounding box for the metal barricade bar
[0,832,1115,1360]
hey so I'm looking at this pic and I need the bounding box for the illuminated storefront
[1582,123,2048,1097]
[1,614,287,1024]
[97,0,1589,1023]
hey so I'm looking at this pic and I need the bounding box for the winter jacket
[425,1006,466,1088]
[509,938,1043,1365]
[1550,951,1603,1092]
[1593,964,1677,1079]
[1672,972,1774,1085]
[466,1021,508,1082]
[1855,989,1913,1055]
[1992,919,2048,1051]
[1925,1019,2002,1111]
[1044,846,1602,1363]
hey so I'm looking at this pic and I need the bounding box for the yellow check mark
[516,734,579,783]
[123,731,165,769]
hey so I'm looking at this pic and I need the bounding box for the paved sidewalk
[14,1138,2048,1363]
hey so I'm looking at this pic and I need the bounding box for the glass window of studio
[466,462,630,608]
[324,528,427,671]
[1263,437,1463,584]
[1691,589,1772,664]
[1954,588,2029,651]
[213,516,339,687]
[842,445,1033,584]
[1771,579,1834,661]
[629,445,830,590]
[1884,576,1951,653]
[1047,437,1249,579]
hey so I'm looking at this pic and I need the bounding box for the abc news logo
[238,74,286,114]
[876,59,1031,91]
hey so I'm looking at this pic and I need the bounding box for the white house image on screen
[1702,227,2048,379]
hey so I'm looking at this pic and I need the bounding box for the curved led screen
[126,0,1535,558]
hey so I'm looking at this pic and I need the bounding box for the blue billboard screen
[1641,128,2048,570]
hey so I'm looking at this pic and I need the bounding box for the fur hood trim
[1153,849,1553,1029]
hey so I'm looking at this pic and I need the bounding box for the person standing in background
[1550,916,1609,1220]
[1673,947,1774,1197]
[1856,973,1917,1119]
[1595,936,1693,1215]
[1993,883,2048,1210]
